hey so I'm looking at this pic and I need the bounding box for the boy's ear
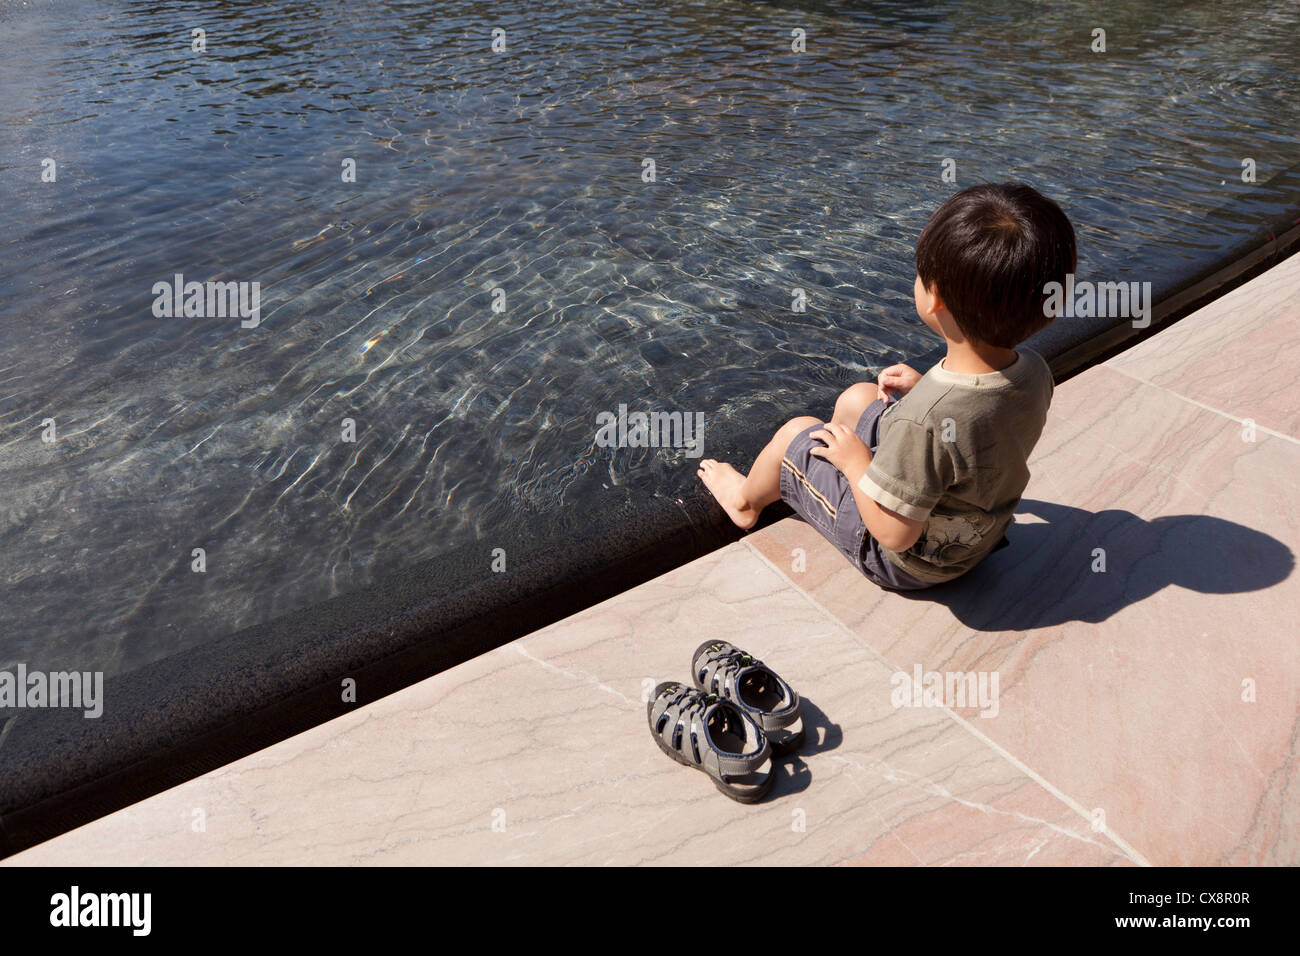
[922,278,946,316]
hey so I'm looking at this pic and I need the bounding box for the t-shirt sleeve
[856,418,953,522]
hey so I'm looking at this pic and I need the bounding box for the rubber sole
[646,686,773,804]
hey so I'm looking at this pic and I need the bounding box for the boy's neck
[941,340,1019,375]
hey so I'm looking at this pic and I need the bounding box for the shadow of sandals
[765,695,842,798]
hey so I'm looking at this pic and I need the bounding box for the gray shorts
[778,399,931,591]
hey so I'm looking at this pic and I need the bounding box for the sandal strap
[654,685,768,774]
[700,699,768,775]
[652,685,716,763]
[696,643,798,725]
[713,742,769,777]
[697,644,751,697]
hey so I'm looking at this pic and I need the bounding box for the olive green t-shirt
[856,348,1054,584]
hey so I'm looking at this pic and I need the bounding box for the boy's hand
[807,422,871,480]
[878,364,923,401]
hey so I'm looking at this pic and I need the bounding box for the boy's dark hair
[915,183,1077,348]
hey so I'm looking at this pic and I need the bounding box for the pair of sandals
[647,640,804,803]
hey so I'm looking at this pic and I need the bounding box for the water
[1,0,1297,677]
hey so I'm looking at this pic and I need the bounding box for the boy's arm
[846,458,925,553]
[806,423,925,553]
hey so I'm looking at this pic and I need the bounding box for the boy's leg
[831,381,882,429]
[699,416,822,530]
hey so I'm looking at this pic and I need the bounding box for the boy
[698,182,1076,589]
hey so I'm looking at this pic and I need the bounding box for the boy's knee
[780,415,822,440]
[840,381,879,406]
[834,382,880,421]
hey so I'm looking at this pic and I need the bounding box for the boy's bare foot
[697,459,760,530]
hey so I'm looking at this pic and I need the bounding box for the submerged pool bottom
[1,182,1298,859]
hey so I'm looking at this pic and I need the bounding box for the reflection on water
[0,0,1296,675]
